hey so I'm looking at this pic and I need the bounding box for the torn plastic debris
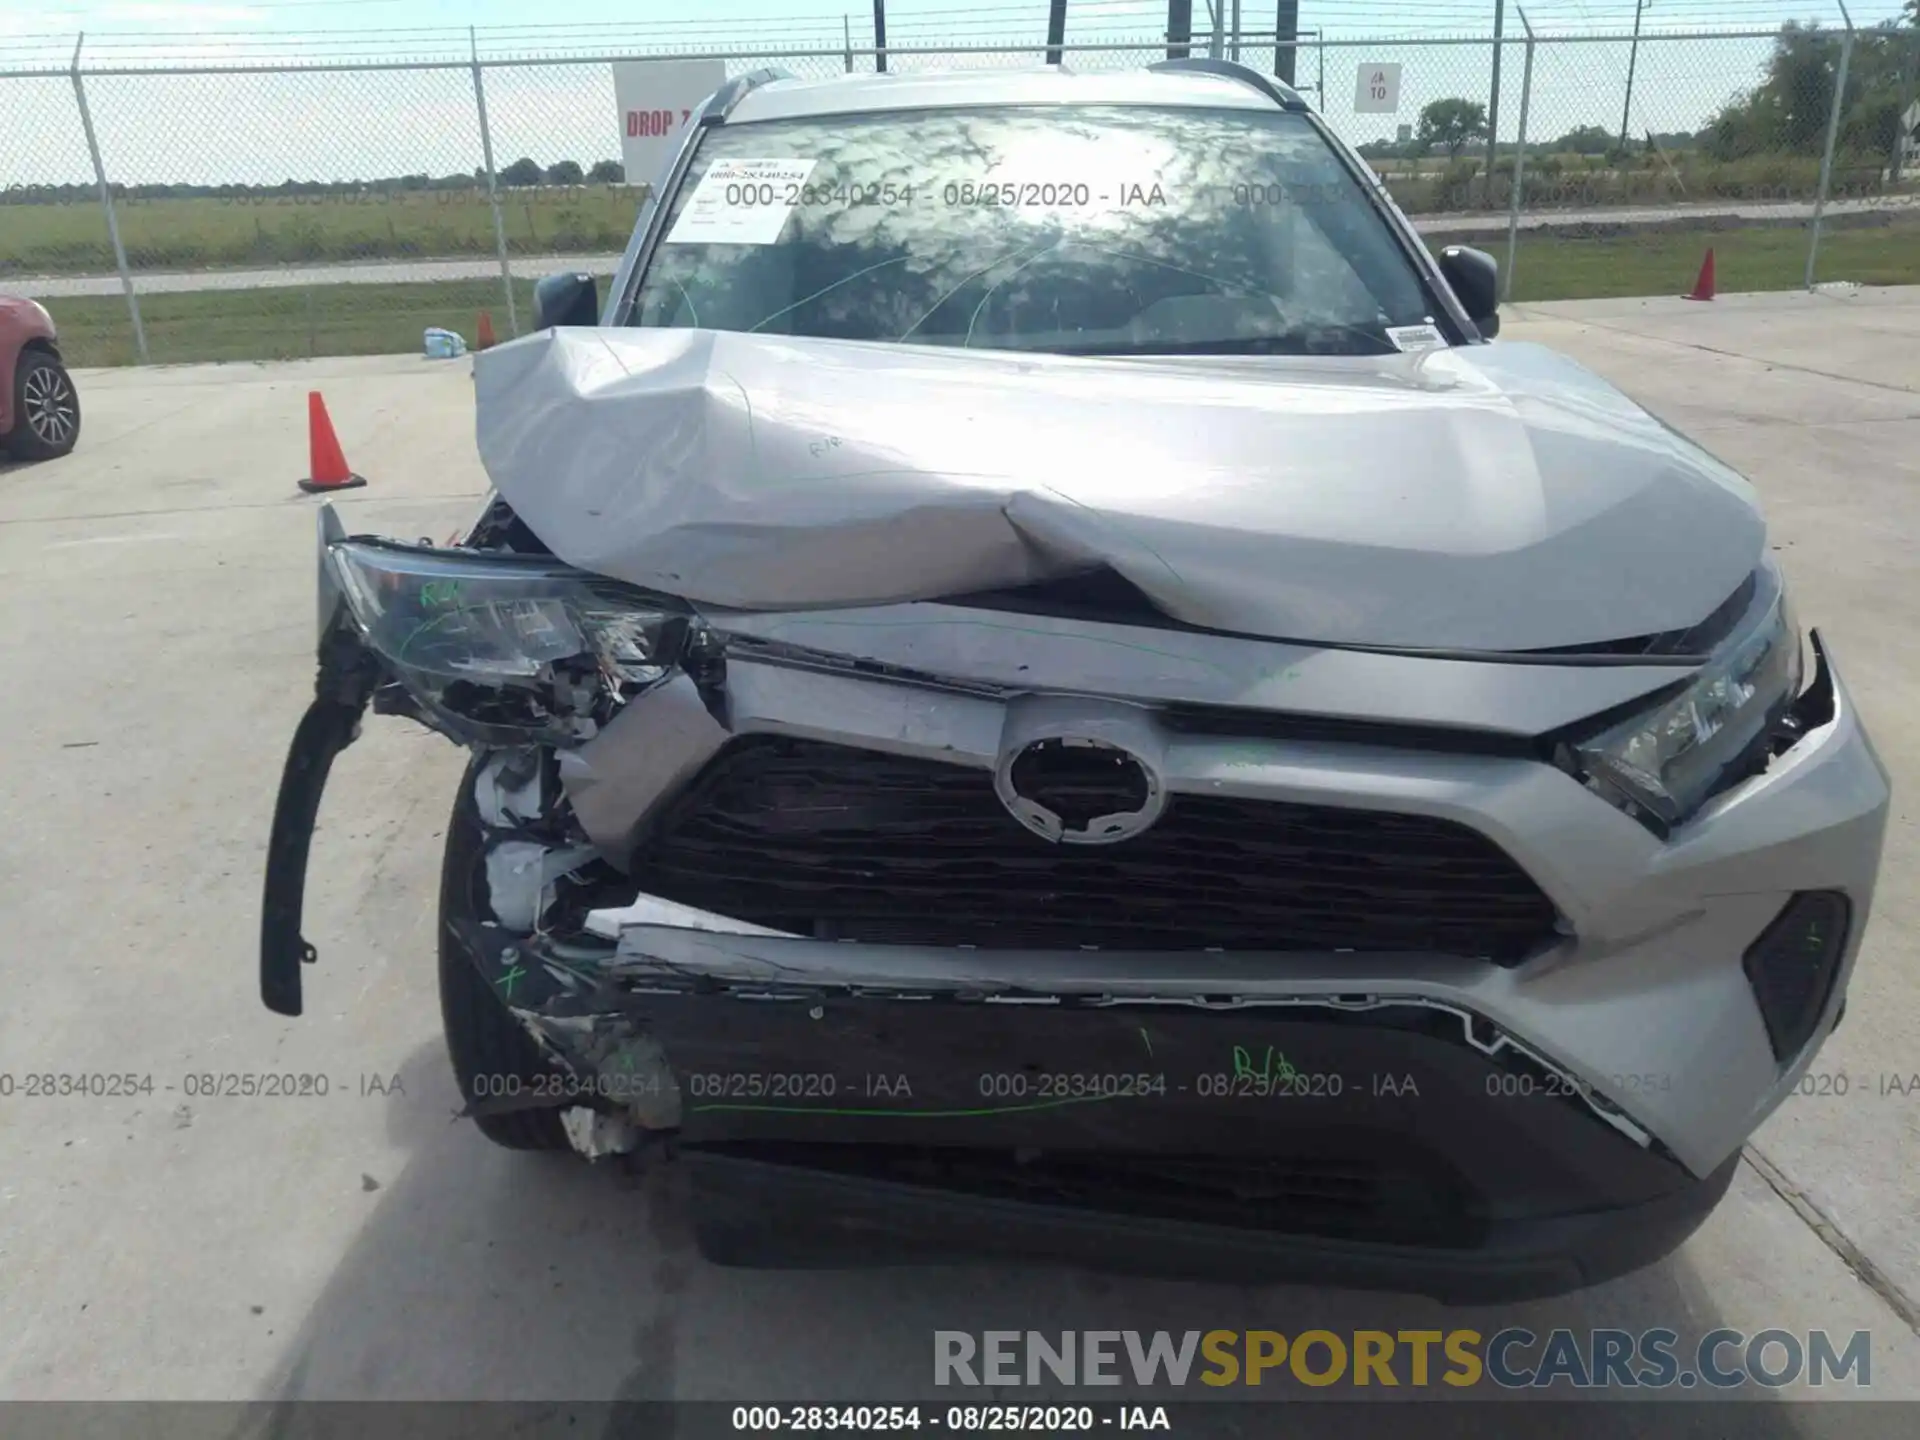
[474,749,548,827]
[583,893,798,941]
[482,840,598,932]
[472,326,1764,652]
[561,1105,640,1159]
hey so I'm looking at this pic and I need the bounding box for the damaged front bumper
[457,911,1754,1300]
[262,506,1889,1301]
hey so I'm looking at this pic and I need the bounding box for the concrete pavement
[1,293,1917,1419]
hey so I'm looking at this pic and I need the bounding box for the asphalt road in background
[0,290,1916,1430]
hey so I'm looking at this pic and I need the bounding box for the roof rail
[1146,56,1308,112]
[706,66,794,121]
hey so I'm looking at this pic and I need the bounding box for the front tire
[7,350,81,460]
[437,761,569,1152]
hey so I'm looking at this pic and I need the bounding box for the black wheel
[7,350,80,460]
[437,759,569,1151]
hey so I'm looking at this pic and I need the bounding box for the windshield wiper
[1057,333,1394,357]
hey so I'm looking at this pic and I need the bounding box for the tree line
[1357,15,1918,166]
[2,158,627,205]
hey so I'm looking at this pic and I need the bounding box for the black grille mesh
[701,1142,1486,1247]
[628,736,1558,962]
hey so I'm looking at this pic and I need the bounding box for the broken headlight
[325,538,693,742]
[1570,565,1801,832]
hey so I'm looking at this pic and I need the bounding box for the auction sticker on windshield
[1385,323,1447,353]
[667,158,820,245]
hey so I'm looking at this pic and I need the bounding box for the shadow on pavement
[225,1036,1883,1439]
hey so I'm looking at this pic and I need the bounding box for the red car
[0,295,80,460]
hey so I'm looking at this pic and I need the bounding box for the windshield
[626,104,1443,357]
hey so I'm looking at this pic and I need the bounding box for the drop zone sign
[613,59,728,188]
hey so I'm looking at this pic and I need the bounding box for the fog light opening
[1742,891,1851,1064]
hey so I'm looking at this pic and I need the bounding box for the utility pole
[1046,0,1067,65]
[873,0,887,73]
[1620,0,1649,154]
[1892,31,1916,183]
[1275,0,1299,84]
[1167,0,1192,60]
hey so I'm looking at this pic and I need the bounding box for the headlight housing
[324,538,692,743]
[1570,566,1802,832]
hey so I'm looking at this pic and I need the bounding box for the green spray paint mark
[1138,1026,1154,1058]
[496,964,526,998]
[1232,1044,1298,1083]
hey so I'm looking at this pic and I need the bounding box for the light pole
[1619,0,1650,154]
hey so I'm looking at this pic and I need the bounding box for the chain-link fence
[4,19,1918,365]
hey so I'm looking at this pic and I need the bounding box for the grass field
[37,217,1920,368]
[1371,151,1909,215]
[1,189,645,277]
[1505,215,1920,301]
[4,153,1909,278]
[46,276,542,366]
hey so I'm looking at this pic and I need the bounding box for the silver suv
[260,60,1890,1302]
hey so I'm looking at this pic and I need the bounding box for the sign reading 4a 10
[1354,62,1402,115]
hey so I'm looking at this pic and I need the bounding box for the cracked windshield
[631,105,1438,356]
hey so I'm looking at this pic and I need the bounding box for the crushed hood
[474,327,1765,652]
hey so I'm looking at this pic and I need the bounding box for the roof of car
[723,65,1295,125]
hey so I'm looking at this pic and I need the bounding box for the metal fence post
[70,33,147,364]
[843,16,854,73]
[1503,11,1536,302]
[1620,0,1647,154]
[1486,0,1505,208]
[470,28,519,337]
[1805,3,1854,291]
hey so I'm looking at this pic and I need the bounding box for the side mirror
[1437,245,1500,339]
[533,272,599,332]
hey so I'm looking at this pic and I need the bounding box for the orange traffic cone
[476,311,497,350]
[297,391,367,494]
[1683,249,1716,302]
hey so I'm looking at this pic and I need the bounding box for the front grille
[627,736,1558,962]
[698,1141,1488,1248]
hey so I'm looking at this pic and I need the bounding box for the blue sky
[3,1,1910,66]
